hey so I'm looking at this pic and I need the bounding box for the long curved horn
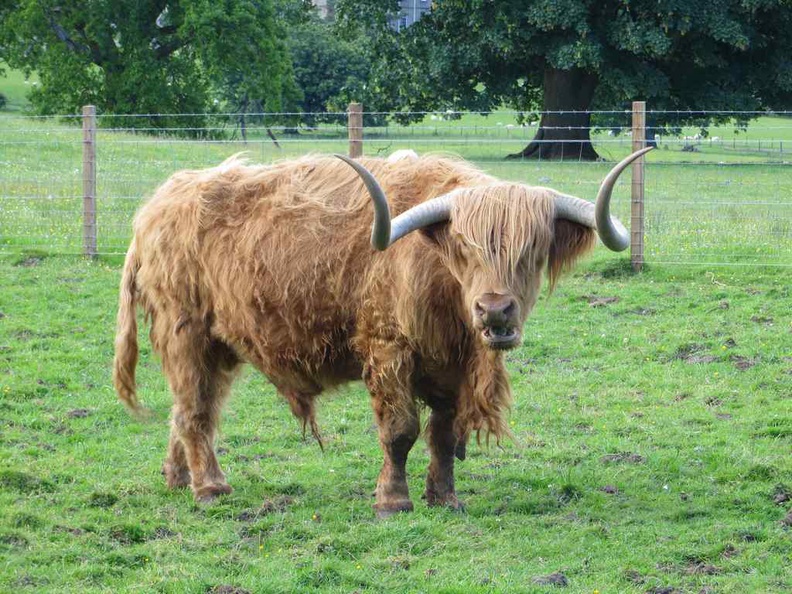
[335,154,392,250]
[337,147,654,252]
[336,154,459,250]
[552,147,655,251]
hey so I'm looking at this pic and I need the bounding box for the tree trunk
[507,68,600,161]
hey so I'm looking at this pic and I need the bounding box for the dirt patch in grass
[721,544,739,559]
[531,572,568,586]
[236,495,295,521]
[731,355,758,371]
[88,492,119,508]
[0,470,55,493]
[14,255,44,267]
[0,532,30,549]
[67,408,92,418]
[208,588,251,594]
[684,561,721,575]
[739,529,760,541]
[109,524,147,545]
[750,315,774,325]
[151,527,178,539]
[12,575,49,588]
[672,344,718,364]
[623,569,645,584]
[584,295,620,307]
[54,525,85,536]
[601,452,644,464]
[773,484,791,505]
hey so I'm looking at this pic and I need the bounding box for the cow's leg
[372,400,420,518]
[425,407,464,510]
[162,336,241,502]
[364,351,420,518]
[162,430,191,488]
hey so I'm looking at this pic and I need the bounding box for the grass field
[1,111,790,265]
[1,68,791,592]
[0,63,37,112]
[0,252,790,593]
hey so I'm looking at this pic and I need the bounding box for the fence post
[348,102,363,158]
[630,101,646,272]
[82,105,97,257]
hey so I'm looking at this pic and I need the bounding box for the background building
[390,0,431,31]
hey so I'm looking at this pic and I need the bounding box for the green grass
[0,253,790,593]
[1,62,790,591]
[1,112,790,266]
[0,62,37,112]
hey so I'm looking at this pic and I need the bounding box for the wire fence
[0,107,790,267]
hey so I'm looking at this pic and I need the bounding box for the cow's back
[129,154,491,387]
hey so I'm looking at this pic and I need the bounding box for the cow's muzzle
[473,294,521,350]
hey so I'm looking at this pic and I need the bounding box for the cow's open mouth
[482,326,520,349]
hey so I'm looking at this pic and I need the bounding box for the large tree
[289,15,371,124]
[337,0,792,159]
[0,0,298,129]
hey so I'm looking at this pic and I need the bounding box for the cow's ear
[418,221,451,249]
[547,219,597,290]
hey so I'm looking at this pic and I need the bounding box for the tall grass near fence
[0,109,790,266]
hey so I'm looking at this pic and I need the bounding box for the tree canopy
[289,15,371,124]
[0,0,298,129]
[337,0,792,159]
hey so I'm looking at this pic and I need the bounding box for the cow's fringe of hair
[451,184,555,283]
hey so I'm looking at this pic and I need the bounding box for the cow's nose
[474,294,517,326]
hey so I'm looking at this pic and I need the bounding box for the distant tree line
[2,0,791,156]
[0,0,370,134]
[336,0,792,159]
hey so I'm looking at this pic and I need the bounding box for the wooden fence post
[631,101,646,272]
[348,102,363,158]
[82,105,97,257]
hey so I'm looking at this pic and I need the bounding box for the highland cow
[114,148,652,516]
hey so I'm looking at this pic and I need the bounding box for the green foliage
[336,0,792,129]
[289,16,371,124]
[0,0,296,129]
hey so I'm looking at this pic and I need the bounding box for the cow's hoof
[426,493,466,512]
[162,463,191,489]
[374,499,413,519]
[193,483,233,503]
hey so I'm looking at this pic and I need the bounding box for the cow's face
[442,236,547,350]
[436,186,555,351]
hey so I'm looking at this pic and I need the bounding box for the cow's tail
[113,240,144,415]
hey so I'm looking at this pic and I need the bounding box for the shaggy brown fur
[113,153,596,513]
